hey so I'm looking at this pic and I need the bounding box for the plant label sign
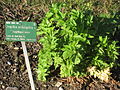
[5,21,36,42]
[5,21,36,90]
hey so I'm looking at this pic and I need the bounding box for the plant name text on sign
[6,21,36,42]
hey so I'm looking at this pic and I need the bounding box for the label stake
[21,41,35,90]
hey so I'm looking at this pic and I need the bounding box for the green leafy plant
[37,3,119,81]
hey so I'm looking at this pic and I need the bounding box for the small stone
[3,77,6,79]
[6,87,18,90]
[13,69,16,72]
[43,84,47,87]
[59,87,64,90]
[33,55,37,58]
[4,54,8,57]
[55,82,62,87]
[0,81,3,84]
[14,47,19,50]
[15,63,18,66]
[7,61,11,65]
[2,85,5,89]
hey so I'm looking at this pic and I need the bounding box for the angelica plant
[37,3,119,81]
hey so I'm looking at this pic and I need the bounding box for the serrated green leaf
[74,57,80,64]
[86,40,90,45]
[46,12,53,19]
[98,48,104,54]
[54,56,63,69]
[74,35,86,42]
[103,36,107,44]
[88,35,94,38]
[99,36,103,42]
[63,51,69,60]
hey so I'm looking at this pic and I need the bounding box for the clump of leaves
[37,3,119,81]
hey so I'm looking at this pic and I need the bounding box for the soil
[0,1,120,90]
[0,41,120,90]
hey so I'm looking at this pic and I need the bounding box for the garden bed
[0,1,120,90]
[0,42,120,90]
